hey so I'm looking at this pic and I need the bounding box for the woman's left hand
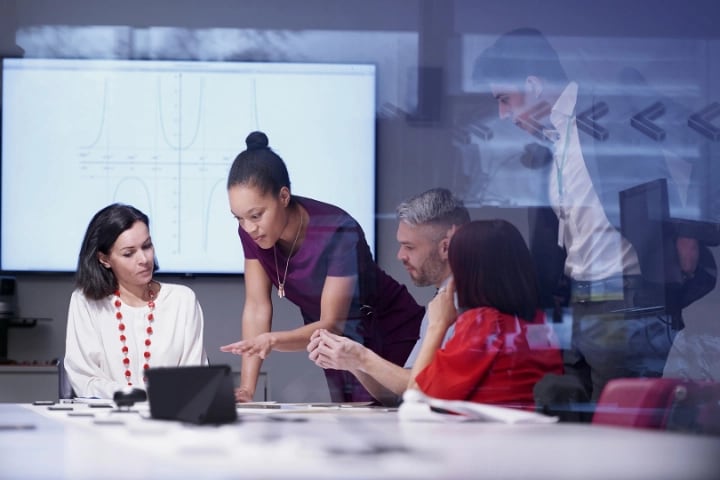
[427,277,458,331]
[220,333,276,359]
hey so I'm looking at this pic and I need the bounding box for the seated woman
[407,219,563,409]
[64,203,208,399]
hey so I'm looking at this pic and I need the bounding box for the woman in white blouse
[64,203,208,399]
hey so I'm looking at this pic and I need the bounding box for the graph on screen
[1,59,376,274]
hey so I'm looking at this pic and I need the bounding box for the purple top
[239,196,423,365]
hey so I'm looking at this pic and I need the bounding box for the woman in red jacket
[408,219,563,409]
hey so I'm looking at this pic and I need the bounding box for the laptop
[146,365,238,425]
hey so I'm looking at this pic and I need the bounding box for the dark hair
[473,27,568,89]
[449,219,539,321]
[226,131,291,197]
[396,188,470,237]
[75,203,158,300]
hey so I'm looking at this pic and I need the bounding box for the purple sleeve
[325,224,362,278]
[238,226,258,259]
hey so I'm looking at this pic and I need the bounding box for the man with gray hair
[307,188,470,405]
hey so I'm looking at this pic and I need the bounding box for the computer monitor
[619,178,720,327]
[620,178,680,286]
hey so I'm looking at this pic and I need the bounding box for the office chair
[57,357,75,400]
[592,377,720,434]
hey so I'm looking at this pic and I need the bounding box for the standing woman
[221,131,424,402]
[65,203,208,399]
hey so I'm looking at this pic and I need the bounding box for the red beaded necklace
[114,286,155,386]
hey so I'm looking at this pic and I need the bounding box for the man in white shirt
[473,28,716,407]
[307,188,470,405]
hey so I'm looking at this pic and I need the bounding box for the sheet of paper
[398,389,558,424]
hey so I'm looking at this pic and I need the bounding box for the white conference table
[1,402,719,480]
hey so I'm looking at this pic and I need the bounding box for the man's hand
[307,329,364,371]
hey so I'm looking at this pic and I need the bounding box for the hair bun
[246,131,269,151]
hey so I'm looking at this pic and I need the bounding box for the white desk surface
[1,402,719,480]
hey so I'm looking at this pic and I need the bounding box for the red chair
[592,377,720,434]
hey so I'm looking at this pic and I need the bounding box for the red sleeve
[415,309,502,400]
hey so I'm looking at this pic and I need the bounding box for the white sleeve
[64,290,127,399]
[404,309,455,368]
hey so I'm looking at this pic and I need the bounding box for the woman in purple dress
[220,131,424,403]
